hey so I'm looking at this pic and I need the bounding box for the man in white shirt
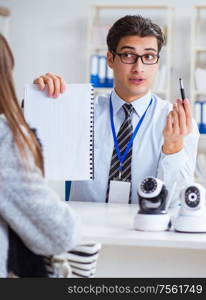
[33,15,199,206]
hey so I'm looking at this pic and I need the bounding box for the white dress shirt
[70,90,199,206]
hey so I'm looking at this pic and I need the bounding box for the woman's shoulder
[0,114,13,141]
[0,115,18,163]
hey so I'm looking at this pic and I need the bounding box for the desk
[69,201,206,277]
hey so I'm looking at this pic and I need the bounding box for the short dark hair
[106,15,165,53]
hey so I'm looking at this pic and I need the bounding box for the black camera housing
[138,185,168,215]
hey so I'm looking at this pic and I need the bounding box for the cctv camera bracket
[174,215,206,233]
[134,213,171,231]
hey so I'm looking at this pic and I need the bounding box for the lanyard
[109,94,152,178]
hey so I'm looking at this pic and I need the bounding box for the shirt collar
[111,89,152,118]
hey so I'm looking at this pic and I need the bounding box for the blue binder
[90,54,114,88]
[195,101,206,134]
[65,181,71,201]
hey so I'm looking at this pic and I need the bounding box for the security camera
[138,177,168,214]
[134,177,170,231]
[174,183,206,233]
[180,183,206,216]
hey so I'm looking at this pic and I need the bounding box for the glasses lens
[142,54,158,64]
[120,53,136,64]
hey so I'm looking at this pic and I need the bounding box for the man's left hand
[163,98,192,155]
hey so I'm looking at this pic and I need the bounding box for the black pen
[179,78,186,101]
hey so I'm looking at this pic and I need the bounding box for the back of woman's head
[0,34,44,174]
[0,34,15,113]
[0,33,14,73]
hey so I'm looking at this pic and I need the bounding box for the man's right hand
[33,73,66,98]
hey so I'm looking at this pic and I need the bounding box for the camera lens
[185,186,200,208]
[188,193,197,202]
[141,178,157,193]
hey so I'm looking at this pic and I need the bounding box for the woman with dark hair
[0,33,80,277]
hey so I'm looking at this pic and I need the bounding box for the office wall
[1,0,206,100]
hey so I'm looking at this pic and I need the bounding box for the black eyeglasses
[112,51,159,65]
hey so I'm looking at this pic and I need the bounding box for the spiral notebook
[24,83,94,181]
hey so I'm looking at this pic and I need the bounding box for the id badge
[108,179,131,203]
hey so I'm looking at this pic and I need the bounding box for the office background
[1,0,206,99]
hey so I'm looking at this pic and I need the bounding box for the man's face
[107,35,159,102]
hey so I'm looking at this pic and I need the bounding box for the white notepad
[24,83,94,181]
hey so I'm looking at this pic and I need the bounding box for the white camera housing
[180,183,205,216]
[174,183,206,233]
[138,177,164,198]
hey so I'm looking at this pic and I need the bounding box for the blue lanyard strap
[109,94,153,170]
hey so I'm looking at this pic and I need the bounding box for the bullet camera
[138,177,168,214]
[134,177,171,231]
[174,183,206,233]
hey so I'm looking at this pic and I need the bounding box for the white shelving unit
[190,6,206,186]
[190,6,206,152]
[190,6,206,108]
[0,6,11,38]
[86,5,175,100]
[190,5,206,136]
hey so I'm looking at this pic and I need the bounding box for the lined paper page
[24,84,93,180]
